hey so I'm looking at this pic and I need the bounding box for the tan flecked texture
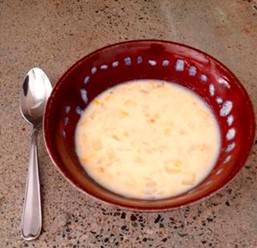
[0,0,256,247]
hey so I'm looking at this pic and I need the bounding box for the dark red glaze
[43,40,255,211]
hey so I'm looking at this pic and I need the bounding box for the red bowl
[43,40,255,211]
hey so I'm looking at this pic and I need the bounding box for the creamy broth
[75,80,220,199]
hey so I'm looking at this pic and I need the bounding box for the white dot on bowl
[218,78,231,89]
[189,66,197,76]
[162,60,170,67]
[226,142,236,152]
[124,57,132,66]
[61,130,66,138]
[112,61,119,67]
[80,89,88,103]
[227,115,234,126]
[64,117,69,126]
[200,74,208,82]
[91,66,97,74]
[226,128,236,140]
[216,168,223,175]
[206,180,212,185]
[65,106,71,113]
[76,106,82,115]
[100,64,108,70]
[148,60,157,66]
[84,76,90,84]
[209,84,215,96]
[223,155,231,164]
[137,56,143,64]
[216,97,223,104]
[175,59,185,71]
[220,100,233,117]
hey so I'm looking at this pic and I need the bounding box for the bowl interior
[44,40,255,210]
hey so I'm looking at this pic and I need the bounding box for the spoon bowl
[20,67,52,240]
[20,68,52,126]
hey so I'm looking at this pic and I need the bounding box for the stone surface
[0,0,256,247]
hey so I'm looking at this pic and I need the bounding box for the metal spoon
[20,68,52,240]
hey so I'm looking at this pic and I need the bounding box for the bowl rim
[43,39,256,211]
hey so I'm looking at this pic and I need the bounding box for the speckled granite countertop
[0,0,256,247]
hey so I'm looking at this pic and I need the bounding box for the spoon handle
[21,128,42,240]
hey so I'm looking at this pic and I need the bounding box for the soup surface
[75,80,220,199]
